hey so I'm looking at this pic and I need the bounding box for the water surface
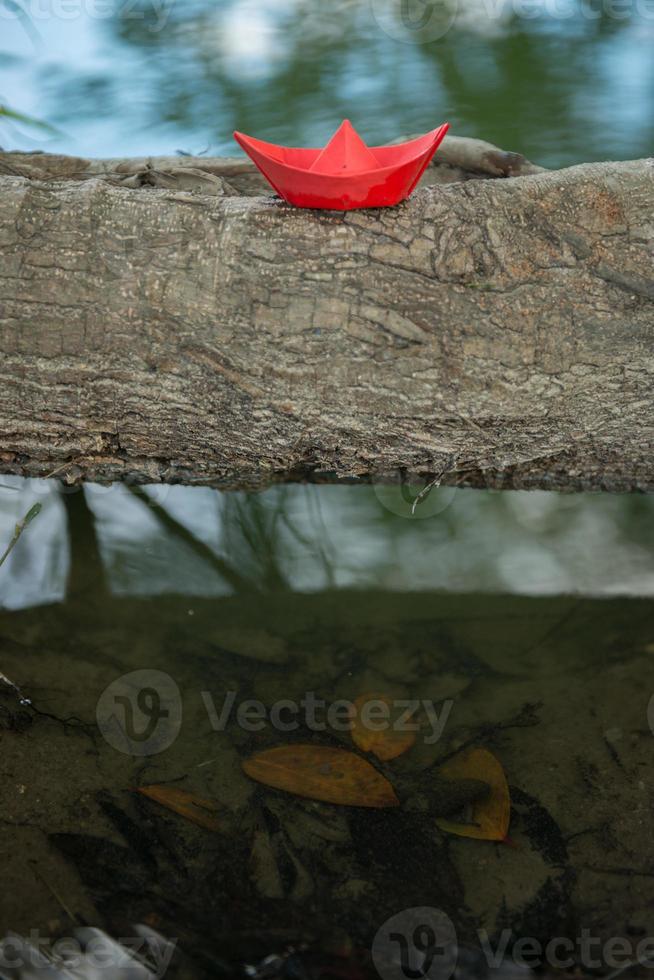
[2,0,653,165]
[0,482,653,974]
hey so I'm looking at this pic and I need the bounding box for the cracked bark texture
[0,153,652,492]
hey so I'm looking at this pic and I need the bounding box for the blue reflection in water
[1,0,653,164]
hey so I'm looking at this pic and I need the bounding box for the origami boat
[233,119,450,210]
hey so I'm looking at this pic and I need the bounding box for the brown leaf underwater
[349,692,417,761]
[242,744,400,808]
[135,784,226,832]
[434,747,510,841]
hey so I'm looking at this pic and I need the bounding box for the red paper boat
[233,119,450,210]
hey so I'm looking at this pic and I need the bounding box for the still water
[0,480,654,975]
[2,0,654,166]
[1,0,654,973]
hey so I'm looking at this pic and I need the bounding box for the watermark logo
[370,0,458,44]
[370,0,654,45]
[96,669,182,756]
[202,691,452,743]
[372,911,654,978]
[96,681,454,755]
[373,907,458,980]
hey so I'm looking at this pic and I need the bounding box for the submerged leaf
[242,745,400,808]
[435,748,510,841]
[349,692,417,761]
[135,784,225,832]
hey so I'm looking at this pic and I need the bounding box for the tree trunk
[0,147,652,492]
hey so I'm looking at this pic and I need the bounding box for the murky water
[1,482,654,975]
[2,0,654,971]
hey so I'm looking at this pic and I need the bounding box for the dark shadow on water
[1,579,653,969]
[0,481,653,969]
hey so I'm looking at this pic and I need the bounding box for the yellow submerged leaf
[242,744,400,808]
[349,692,417,761]
[135,784,225,832]
[435,748,510,841]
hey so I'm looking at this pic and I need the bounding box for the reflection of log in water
[0,146,652,492]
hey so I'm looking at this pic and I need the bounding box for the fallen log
[0,144,652,492]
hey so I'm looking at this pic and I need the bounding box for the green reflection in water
[2,0,653,163]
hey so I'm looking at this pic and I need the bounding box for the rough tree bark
[0,144,652,492]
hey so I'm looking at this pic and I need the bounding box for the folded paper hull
[233,124,449,210]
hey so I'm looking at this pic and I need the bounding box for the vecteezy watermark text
[373,908,654,980]
[96,670,454,756]
[202,690,452,742]
[370,0,654,46]
[1,0,174,31]
[0,931,177,978]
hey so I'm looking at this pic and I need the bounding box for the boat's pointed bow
[397,122,450,202]
[232,130,290,198]
[233,130,260,158]
[232,130,248,150]
[431,121,450,149]
[421,122,449,161]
